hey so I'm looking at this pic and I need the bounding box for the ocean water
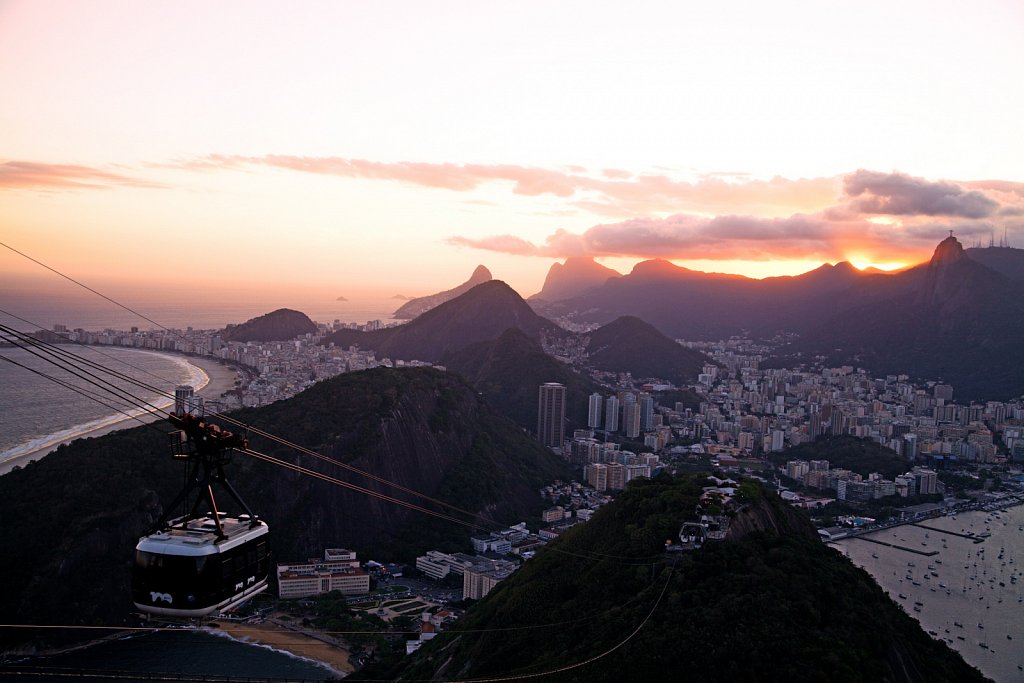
[836,505,1024,682]
[1,629,341,681]
[0,293,401,331]
[0,346,205,467]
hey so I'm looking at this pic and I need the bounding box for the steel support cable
[211,413,502,528]
[2,331,668,562]
[447,558,679,683]
[241,447,491,532]
[2,246,667,564]
[0,307,180,388]
[0,246,500,529]
[0,354,167,437]
[0,327,172,420]
[1,322,501,530]
[0,324,176,407]
[3,335,665,565]
[0,572,660,640]
[0,240,182,338]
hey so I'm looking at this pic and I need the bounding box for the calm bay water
[1,629,340,681]
[836,505,1024,682]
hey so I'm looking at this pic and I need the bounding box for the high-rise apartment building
[588,392,603,429]
[537,383,566,448]
[639,393,654,430]
[623,402,641,439]
[604,395,620,433]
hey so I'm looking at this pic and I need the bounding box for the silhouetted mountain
[585,316,708,384]
[327,281,561,363]
[788,236,1024,401]
[446,328,601,434]
[389,474,984,682]
[543,257,871,340]
[223,308,317,342]
[530,257,620,302]
[393,265,492,319]
[965,245,1024,280]
[0,367,569,653]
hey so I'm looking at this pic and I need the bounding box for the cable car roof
[137,514,268,557]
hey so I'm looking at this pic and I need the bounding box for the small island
[391,294,410,300]
[336,296,348,302]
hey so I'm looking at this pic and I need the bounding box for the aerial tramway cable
[2,243,669,557]
[1,243,682,680]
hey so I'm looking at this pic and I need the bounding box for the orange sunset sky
[2,1,1023,302]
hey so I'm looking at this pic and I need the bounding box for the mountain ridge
[530,257,621,302]
[393,265,492,319]
[328,280,561,363]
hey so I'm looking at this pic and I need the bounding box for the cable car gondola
[132,406,270,618]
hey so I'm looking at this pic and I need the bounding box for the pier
[910,523,985,543]
[855,536,939,556]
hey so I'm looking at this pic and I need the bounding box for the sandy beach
[207,618,353,678]
[0,352,241,476]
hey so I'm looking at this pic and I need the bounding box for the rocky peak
[468,264,493,283]
[930,234,965,267]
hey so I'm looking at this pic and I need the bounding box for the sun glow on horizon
[850,261,910,272]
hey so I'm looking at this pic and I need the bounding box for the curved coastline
[0,351,239,476]
[203,622,352,678]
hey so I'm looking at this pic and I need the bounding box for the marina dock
[855,536,939,556]
[910,523,985,543]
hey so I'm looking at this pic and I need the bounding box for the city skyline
[3,1,1023,304]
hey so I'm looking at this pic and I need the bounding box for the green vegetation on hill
[586,316,707,384]
[387,474,984,682]
[223,307,317,342]
[769,435,911,480]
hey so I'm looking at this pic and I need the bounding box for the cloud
[447,234,541,256]
[170,154,841,216]
[447,228,587,257]
[448,183,1020,265]
[844,169,999,219]
[0,160,165,190]
[450,212,856,262]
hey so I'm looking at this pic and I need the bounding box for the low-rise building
[277,549,369,599]
[463,558,517,600]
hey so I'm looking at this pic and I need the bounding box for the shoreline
[206,618,353,678]
[3,622,353,680]
[0,352,241,476]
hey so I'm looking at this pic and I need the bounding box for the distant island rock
[223,308,317,342]
[391,294,411,300]
[335,296,348,302]
[393,264,493,319]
